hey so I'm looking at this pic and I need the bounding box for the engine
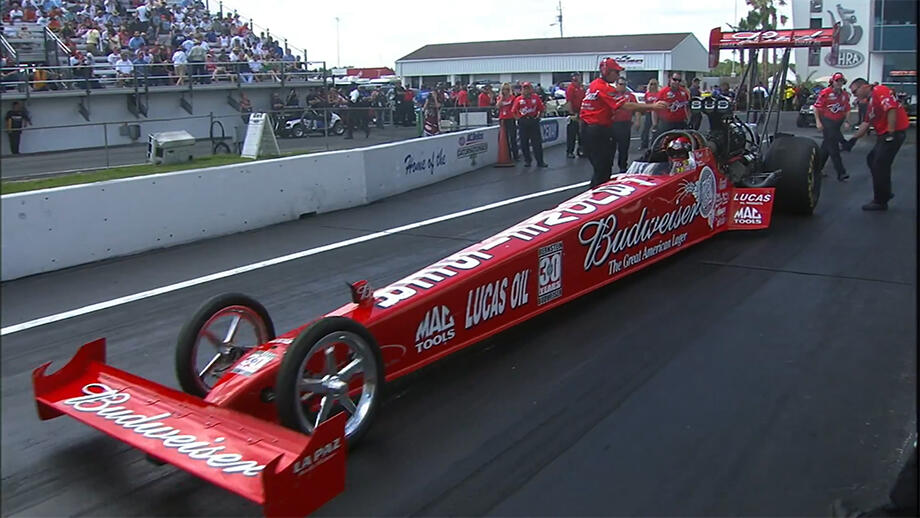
[690,95,749,160]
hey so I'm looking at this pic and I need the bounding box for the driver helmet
[666,136,692,161]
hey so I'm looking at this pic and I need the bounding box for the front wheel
[175,293,275,397]
[765,135,822,215]
[796,115,809,128]
[292,123,306,138]
[331,120,344,136]
[275,317,383,446]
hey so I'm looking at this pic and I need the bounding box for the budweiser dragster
[32,27,840,518]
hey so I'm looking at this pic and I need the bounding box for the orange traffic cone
[495,122,514,168]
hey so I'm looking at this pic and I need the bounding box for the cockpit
[621,130,708,176]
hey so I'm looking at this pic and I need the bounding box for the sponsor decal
[268,337,294,345]
[292,438,342,476]
[464,268,530,329]
[415,305,456,354]
[733,192,772,204]
[374,177,659,309]
[231,351,276,376]
[580,168,715,274]
[404,149,447,176]
[733,205,763,225]
[63,383,265,476]
[537,242,563,306]
[458,131,488,160]
[540,119,559,142]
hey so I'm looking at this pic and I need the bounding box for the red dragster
[34,110,824,514]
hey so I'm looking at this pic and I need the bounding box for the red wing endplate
[33,339,346,518]
[708,24,841,68]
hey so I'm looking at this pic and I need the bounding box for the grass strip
[1,150,311,195]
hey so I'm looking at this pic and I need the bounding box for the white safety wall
[1,119,568,281]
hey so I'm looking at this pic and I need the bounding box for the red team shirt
[478,92,492,107]
[513,93,544,119]
[579,78,628,127]
[864,84,910,134]
[455,89,469,107]
[814,86,851,121]
[656,85,690,122]
[497,94,517,119]
[610,91,637,122]
[566,82,586,115]
[644,90,660,104]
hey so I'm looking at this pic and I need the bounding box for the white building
[395,33,709,91]
[792,0,916,97]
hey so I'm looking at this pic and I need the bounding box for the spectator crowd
[2,0,309,90]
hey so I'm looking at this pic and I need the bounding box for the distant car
[797,95,817,127]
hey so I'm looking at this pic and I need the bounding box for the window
[881,0,917,25]
[809,17,822,29]
[876,24,917,50]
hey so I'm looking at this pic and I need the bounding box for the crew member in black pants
[580,58,666,188]
[814,73,852,181]
[843,78,910,211]
[512,82,547,168]
[4,101,31,154]
[610,78,637,174]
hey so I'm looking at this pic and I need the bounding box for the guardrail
[1,60,330,95]
[1,117,569,280]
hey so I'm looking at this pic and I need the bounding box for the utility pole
[556,1,563,38]
[335,16,340,68]
[550,1,563,38]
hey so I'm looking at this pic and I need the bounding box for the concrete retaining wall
[1,118,567,281]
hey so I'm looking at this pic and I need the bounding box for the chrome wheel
[176,293,275,397]
[294,331,378,437]
[276,317,384,445]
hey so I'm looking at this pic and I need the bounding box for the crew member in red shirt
[844,78,910,210]
[656,73,691,132]
[610,77,638,174]
[814,72,852,181]
[565,73,586,158]
[496,82,520,161]
[580,57,665,188]
[512,82,547,168]
[640,78,660,149]
[478,85,492,107]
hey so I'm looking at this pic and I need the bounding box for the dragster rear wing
[33,339,346,518]
[708,24,841,68]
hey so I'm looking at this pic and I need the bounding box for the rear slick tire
[275,317,383,447]
[765,135,822,215]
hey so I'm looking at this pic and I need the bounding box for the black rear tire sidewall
[275,317,384,447]
[175,293,275,397]
[765,136,822,215]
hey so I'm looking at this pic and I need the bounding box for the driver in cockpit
[666,136,695,174]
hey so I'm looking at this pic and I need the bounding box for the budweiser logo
[63,383,265,476]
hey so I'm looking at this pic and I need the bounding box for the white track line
[2,181,588,336]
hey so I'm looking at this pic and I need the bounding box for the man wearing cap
[580,58,666,188]
[814,72,852,181]
[565,73,585,158]
[512,82,548,168]
[842,78,910,211]
[656,74,691,133]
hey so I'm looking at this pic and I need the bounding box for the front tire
[176,293,275,397]
[332,120,344,136]
[275,317,383,446]
[292,123,306,138]
[765,135,822,215]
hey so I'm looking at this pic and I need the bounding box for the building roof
[398,33,693,61]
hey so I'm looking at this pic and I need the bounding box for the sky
[218,0,794,69]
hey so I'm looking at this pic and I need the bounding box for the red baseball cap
[521,81,533,88]
[830,72,846,84]
[600,57,624,75]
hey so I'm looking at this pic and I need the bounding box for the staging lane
[1,123,916,517]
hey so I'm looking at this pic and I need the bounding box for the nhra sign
[540,119,560,143]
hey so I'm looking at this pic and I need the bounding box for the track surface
[2,119,916,517]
